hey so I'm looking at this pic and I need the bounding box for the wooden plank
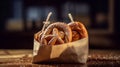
[0,49,120,66]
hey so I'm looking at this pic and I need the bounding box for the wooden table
[0,49,120,67]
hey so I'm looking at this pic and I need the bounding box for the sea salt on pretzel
[42,29,65,45]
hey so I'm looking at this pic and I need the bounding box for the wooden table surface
[0,49,120,67]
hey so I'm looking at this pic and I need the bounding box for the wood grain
[0,49,120,67]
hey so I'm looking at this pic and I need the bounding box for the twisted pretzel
[68,22,88,41]
[48,28,64,45]
[41,22,72,45]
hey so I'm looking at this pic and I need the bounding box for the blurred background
[0,0,119,49]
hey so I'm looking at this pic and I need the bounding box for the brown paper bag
[33,37,88,63]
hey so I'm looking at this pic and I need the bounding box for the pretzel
[39,28,63,45]
[43,28,65,45]
[44,35,54,41]
[72,31,80,41]
[48,36,58,45]
[68,22,88,41]
[41,22,72,45]
[48,28,59,45]
[47,28,64,45]
[52,28,65,44]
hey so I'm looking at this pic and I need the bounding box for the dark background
[0,0,119,49]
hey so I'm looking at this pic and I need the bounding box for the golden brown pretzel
[48,28,59,45]
[58,31,65,39]
[41,22,72,45]
[48,28,64,45]
[68,22,88,41]
[42,28,65,45]
[48,36,58,45]
[72,31,80,41]
[44,35,54,41]
[54,28,65,44]
[44,31,65,41]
